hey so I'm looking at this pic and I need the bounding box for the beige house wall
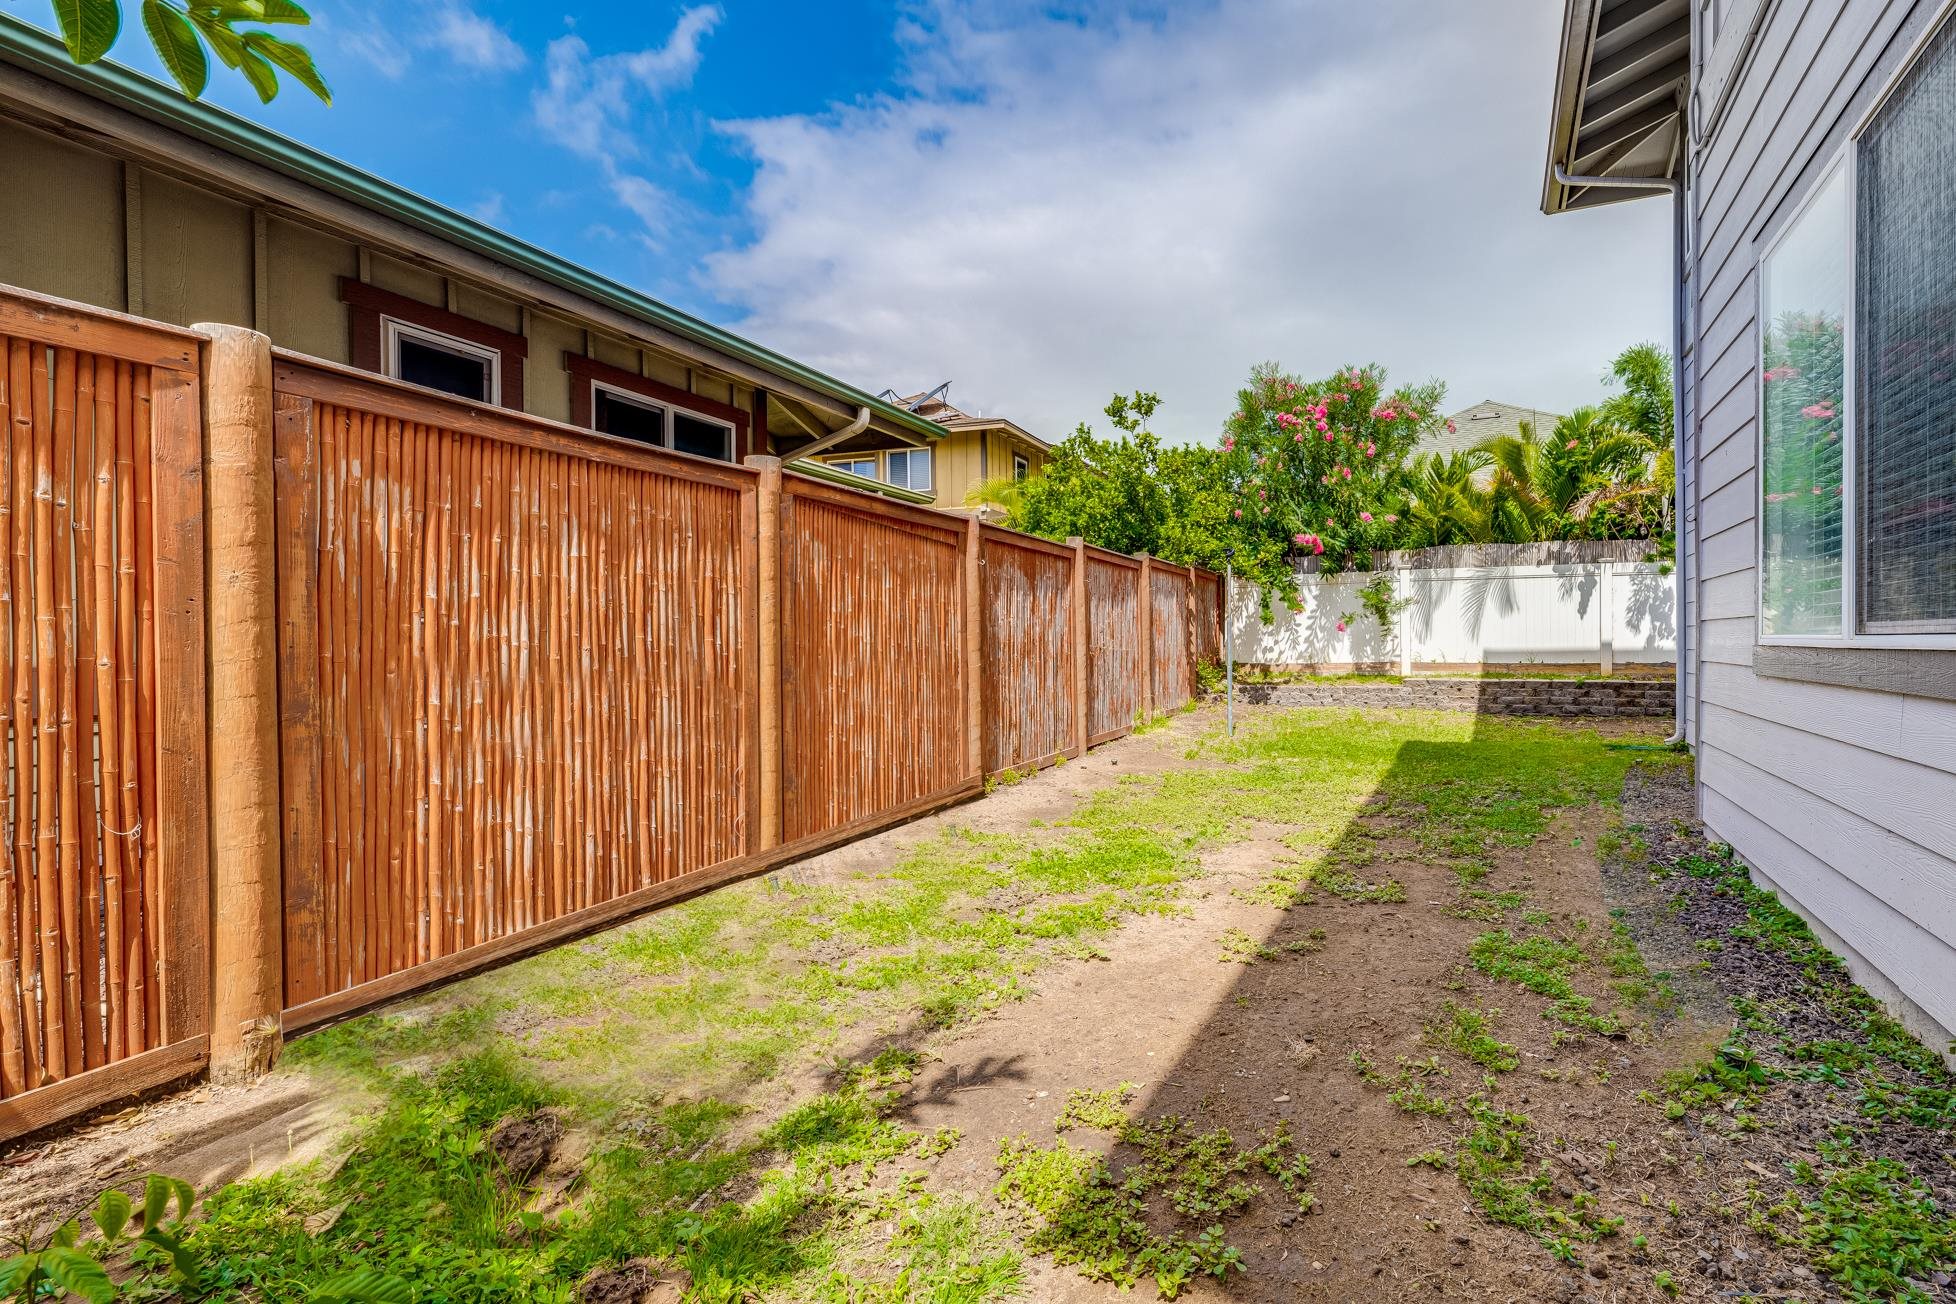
[0,116,760,433]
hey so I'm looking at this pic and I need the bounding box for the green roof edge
[0,14,947,444]
[789,459,937,505]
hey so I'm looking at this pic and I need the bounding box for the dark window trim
[564,351,751,455]
[1753,643,1956,702]
[340,277,527,409]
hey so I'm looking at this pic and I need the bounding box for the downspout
[1552,165,1689,746]
[781,405,872,465]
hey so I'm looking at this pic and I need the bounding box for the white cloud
[532,5,724,160]
[701,0,1671,442]
[323,2,522,79]
[425,3,527,72]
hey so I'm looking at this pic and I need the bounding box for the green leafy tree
[1476,407,1667,543]
[45,0,330,104]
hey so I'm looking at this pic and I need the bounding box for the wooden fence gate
[0,291,209,1140]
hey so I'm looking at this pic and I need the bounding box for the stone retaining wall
[1237,677,1675,718]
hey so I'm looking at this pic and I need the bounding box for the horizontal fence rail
[0,289,209,1140]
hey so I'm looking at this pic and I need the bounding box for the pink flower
[1383,513,1398,523]
[1223,436,1235,451]
[1360,511,1373,523]
[1294,432,1305,442]
[1312,539,1324,555]
[1323,430,1334,443]
[1336,621,1348,633]
[1762,366,1800,382]
[1801,403,1836,420]
[1380,407,1396,420]
[1342,467,1352,480]
[1811,485,1823,495]
[1566,439,1579,450]
[1257,489,1267,499]
[1317,419,1329,432]
[1320,474,1331,485]
[1325,517,1334,527]
[1365,442,1376,457]
[1445,420,1457,434]
[1293,532,1308,545]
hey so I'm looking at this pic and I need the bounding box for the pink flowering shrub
[1221,361,1444,584]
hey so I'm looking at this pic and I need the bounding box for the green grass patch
[1426,1002,1520,1073]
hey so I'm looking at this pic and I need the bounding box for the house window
[590,382,733,461]
[594,387,666,445]
[827,456,879,480]
[385,319,499,403]
[886,448,933,492]
[1758,12,1956,646]
[1012,453,1030,481]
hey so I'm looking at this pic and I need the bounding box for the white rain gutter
[1553,164,1689,747]
[782,405,873,464]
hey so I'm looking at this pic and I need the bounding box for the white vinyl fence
[1227,561,1677,672]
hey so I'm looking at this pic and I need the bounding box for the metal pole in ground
[1224,553,1235,737]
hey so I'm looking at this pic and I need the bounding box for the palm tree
[1475,407,1664,542]
[1401,449,1494,546]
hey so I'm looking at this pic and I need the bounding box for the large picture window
[1856,14,1956,634]
[1759,12,1956,645]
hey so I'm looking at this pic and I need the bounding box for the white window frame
[383,317,501,404]
[885,447,933,493]
[589,380,735,461]
[1754,6,1956,650]
[1012,452,1030,481]
[821,453,882,481]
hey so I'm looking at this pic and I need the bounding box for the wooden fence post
[965,517,984,781]
[198,322,282,1081]
[1136,552,1154,722]
[1066,538,1087,757]
[745,455,783,850]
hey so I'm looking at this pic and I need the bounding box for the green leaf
[48,1220,79,1250]
[187,12,246,68]
[236,44,278,101]
[141,0,210,99]
[91,1190,132,1243]
[38,1248,114,1304]
[136,1228,202,1286]
[310,1266,416,1304]
[53,0,120,63]
[244,30,329,103]
[0,1255,39,1294]
[255,0,312,23]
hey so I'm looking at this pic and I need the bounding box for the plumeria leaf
[188,11,247,68]
[244,30,330,103]
[142,0,210,99]
[237,43,279,101]
[53,0,121,63]
[310,1266,416,1303]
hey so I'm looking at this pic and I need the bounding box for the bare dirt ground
[6,704,1949,1303]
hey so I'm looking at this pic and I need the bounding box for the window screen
[673,412,731,460]
[1760,165,1849,637]
[886,448,932,492]
[397,333,491,401]
[1856,16,1956,633]
[829,457,878,479]
[595,389,665,446]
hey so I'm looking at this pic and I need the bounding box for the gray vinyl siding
[1684,0,1956,1046]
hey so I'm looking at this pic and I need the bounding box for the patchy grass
[994,1106,1313,1299]
[1468,929,1626,1037]
[1426,1002,1520,1073]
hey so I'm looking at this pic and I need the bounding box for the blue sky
[18,0,1672,441]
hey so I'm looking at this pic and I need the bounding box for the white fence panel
[1227,561,1676,670]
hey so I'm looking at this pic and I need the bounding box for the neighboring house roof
[1428,400,1562,459]
[878,383,1051,452]
[0,14,946,447]
[1540,0,1689,214]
